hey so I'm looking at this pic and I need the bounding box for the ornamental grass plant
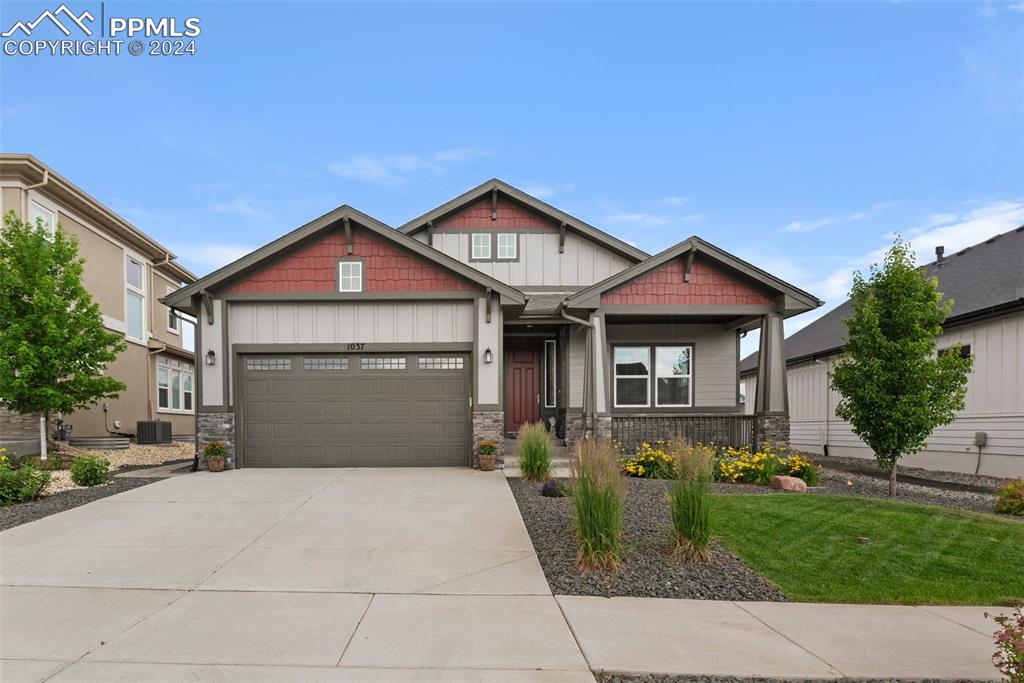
[517,421,552,481]
[666,440,714,562]
[570,437,625,571]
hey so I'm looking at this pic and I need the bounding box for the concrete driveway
[0,468,593,682]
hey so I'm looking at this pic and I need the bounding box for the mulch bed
[0,476,163,531]
[508,477,787,601]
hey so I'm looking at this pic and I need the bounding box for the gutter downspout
[814,358,830,456]
[559,306,595,434]
[22,169,50,220]
[147,343,167,423]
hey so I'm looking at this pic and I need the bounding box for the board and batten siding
[750,312,1024,477]
[417,231,632,287]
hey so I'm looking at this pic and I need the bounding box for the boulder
[771,475,808,492]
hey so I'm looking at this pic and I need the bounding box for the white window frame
[338,261,363,293]
[157,356,194,414]
[613,346,651,408]
[29,199,56,237]
[471,233,491,259]
[166,285,180,334]
[654,346,693,408]
[544,339,557,408]
[125,253,147,343]
[496,233,517,260]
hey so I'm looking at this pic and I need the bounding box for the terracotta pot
[206,456,225,472]
[479,453,496,471]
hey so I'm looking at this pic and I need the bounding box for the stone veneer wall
[564,413,586,449]
[755,413,790,448]
[198,412,235,469]
[472,410,504,468]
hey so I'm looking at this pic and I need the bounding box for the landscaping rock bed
[811,466,1002,515]
[0,476,162,531]
[509,477,786,601]
[598,676,995,683]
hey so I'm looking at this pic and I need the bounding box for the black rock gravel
[0,477,163,531]
[809,466,1003,515]
[508,477,787,601]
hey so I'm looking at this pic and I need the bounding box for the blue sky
[2,1,1022,355]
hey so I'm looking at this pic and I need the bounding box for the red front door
[505,343,540,434]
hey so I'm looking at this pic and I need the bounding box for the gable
[227,228,475,294]
[435,196,558,231]
[600,256,775,306]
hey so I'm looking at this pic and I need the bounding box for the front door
[505,343,540,434]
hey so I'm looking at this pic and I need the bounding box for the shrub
[0,453,51,505]
[996,480,1024,516]
[714,445,821,486]
[571,437,625,571]
[541,479,570,498]
[518,422,552,481]
[666,441,714,561]
[70,454,109,487]
[622,441,676,479]
[785,453,822,486]
[203,442,226,459]
[988,602,1024,682]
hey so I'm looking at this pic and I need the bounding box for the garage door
[238,353,471,467]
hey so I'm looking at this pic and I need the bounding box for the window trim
[125,252,147,343]
[165,285,180,334]
[470,233,492,260]
[496,233,518,260]
[544,339,557,408]
[337,260,363,293]
[613,346,651,408]
[156,356,194,414]
[29,199,56,237]
[654,345,693,408]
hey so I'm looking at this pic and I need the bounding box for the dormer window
[471,233,491,259]
[338,260,363,292]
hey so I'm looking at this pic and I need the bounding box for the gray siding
[568,326,587,409]
[783,312,1024,477]
[429,231,631,287]
[603,323,740,410]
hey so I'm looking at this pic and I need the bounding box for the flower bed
[621,441,821,487]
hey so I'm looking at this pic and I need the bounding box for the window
[157,357,193,412]
[614,347,650,407]
[166,286,179,333]
[303,357,348,371]
[29,200,55,236]
[497,233,517,260]
[125,255,146,342]
[418,356,464,370]
[471,233,491,259]
[939,344,972,359]
[361,357,406,370]
[245,358,291,371]
[338,261,363,292]
[544,340,557,408]
[655,346,692,407]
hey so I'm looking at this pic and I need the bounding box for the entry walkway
[0,469,1003,681]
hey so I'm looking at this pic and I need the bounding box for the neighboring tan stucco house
[741,226,1024,478]
[0,155,197,454]
[165,180,820,468]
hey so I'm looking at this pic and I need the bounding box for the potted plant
[203,442,227,472]
[478,441,497,471]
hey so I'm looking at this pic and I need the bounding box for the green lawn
[712,494,1024,605]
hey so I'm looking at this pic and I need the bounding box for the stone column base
[198,412,236,469]
[472,410,504,468]
[564,413,586,450]
[594,415,612,440]
[755,413,790,449]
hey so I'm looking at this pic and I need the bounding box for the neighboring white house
[741,226,1024,478]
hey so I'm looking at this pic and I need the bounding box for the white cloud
[209,198,268,220]
[175,243,255,273]
[659,196,689,207]
[519,181,576,199]
[781,216,835,233]
[781,200,897,233]
[328,147,490,184]
[604,212,704,229]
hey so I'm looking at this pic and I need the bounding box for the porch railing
[611,414,756,453]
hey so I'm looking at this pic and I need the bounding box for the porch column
[753,310,790,446]
[472,296,503,467]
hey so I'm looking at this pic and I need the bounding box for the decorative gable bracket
[683,248,696,282]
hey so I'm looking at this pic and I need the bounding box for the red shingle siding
[435,197,557,230]
[227,229,473,294]
[600,257,774,306]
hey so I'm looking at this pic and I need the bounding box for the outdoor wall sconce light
[205,349,216,366]
[483,348,493,364]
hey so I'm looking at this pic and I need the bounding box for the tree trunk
[888,463,897,497]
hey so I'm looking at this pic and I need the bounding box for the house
[740,226,1024,478]
[0,155,197,455]
[164,180,820,468]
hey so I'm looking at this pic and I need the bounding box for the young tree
[0,211,126,459]
[830,238,972,496]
